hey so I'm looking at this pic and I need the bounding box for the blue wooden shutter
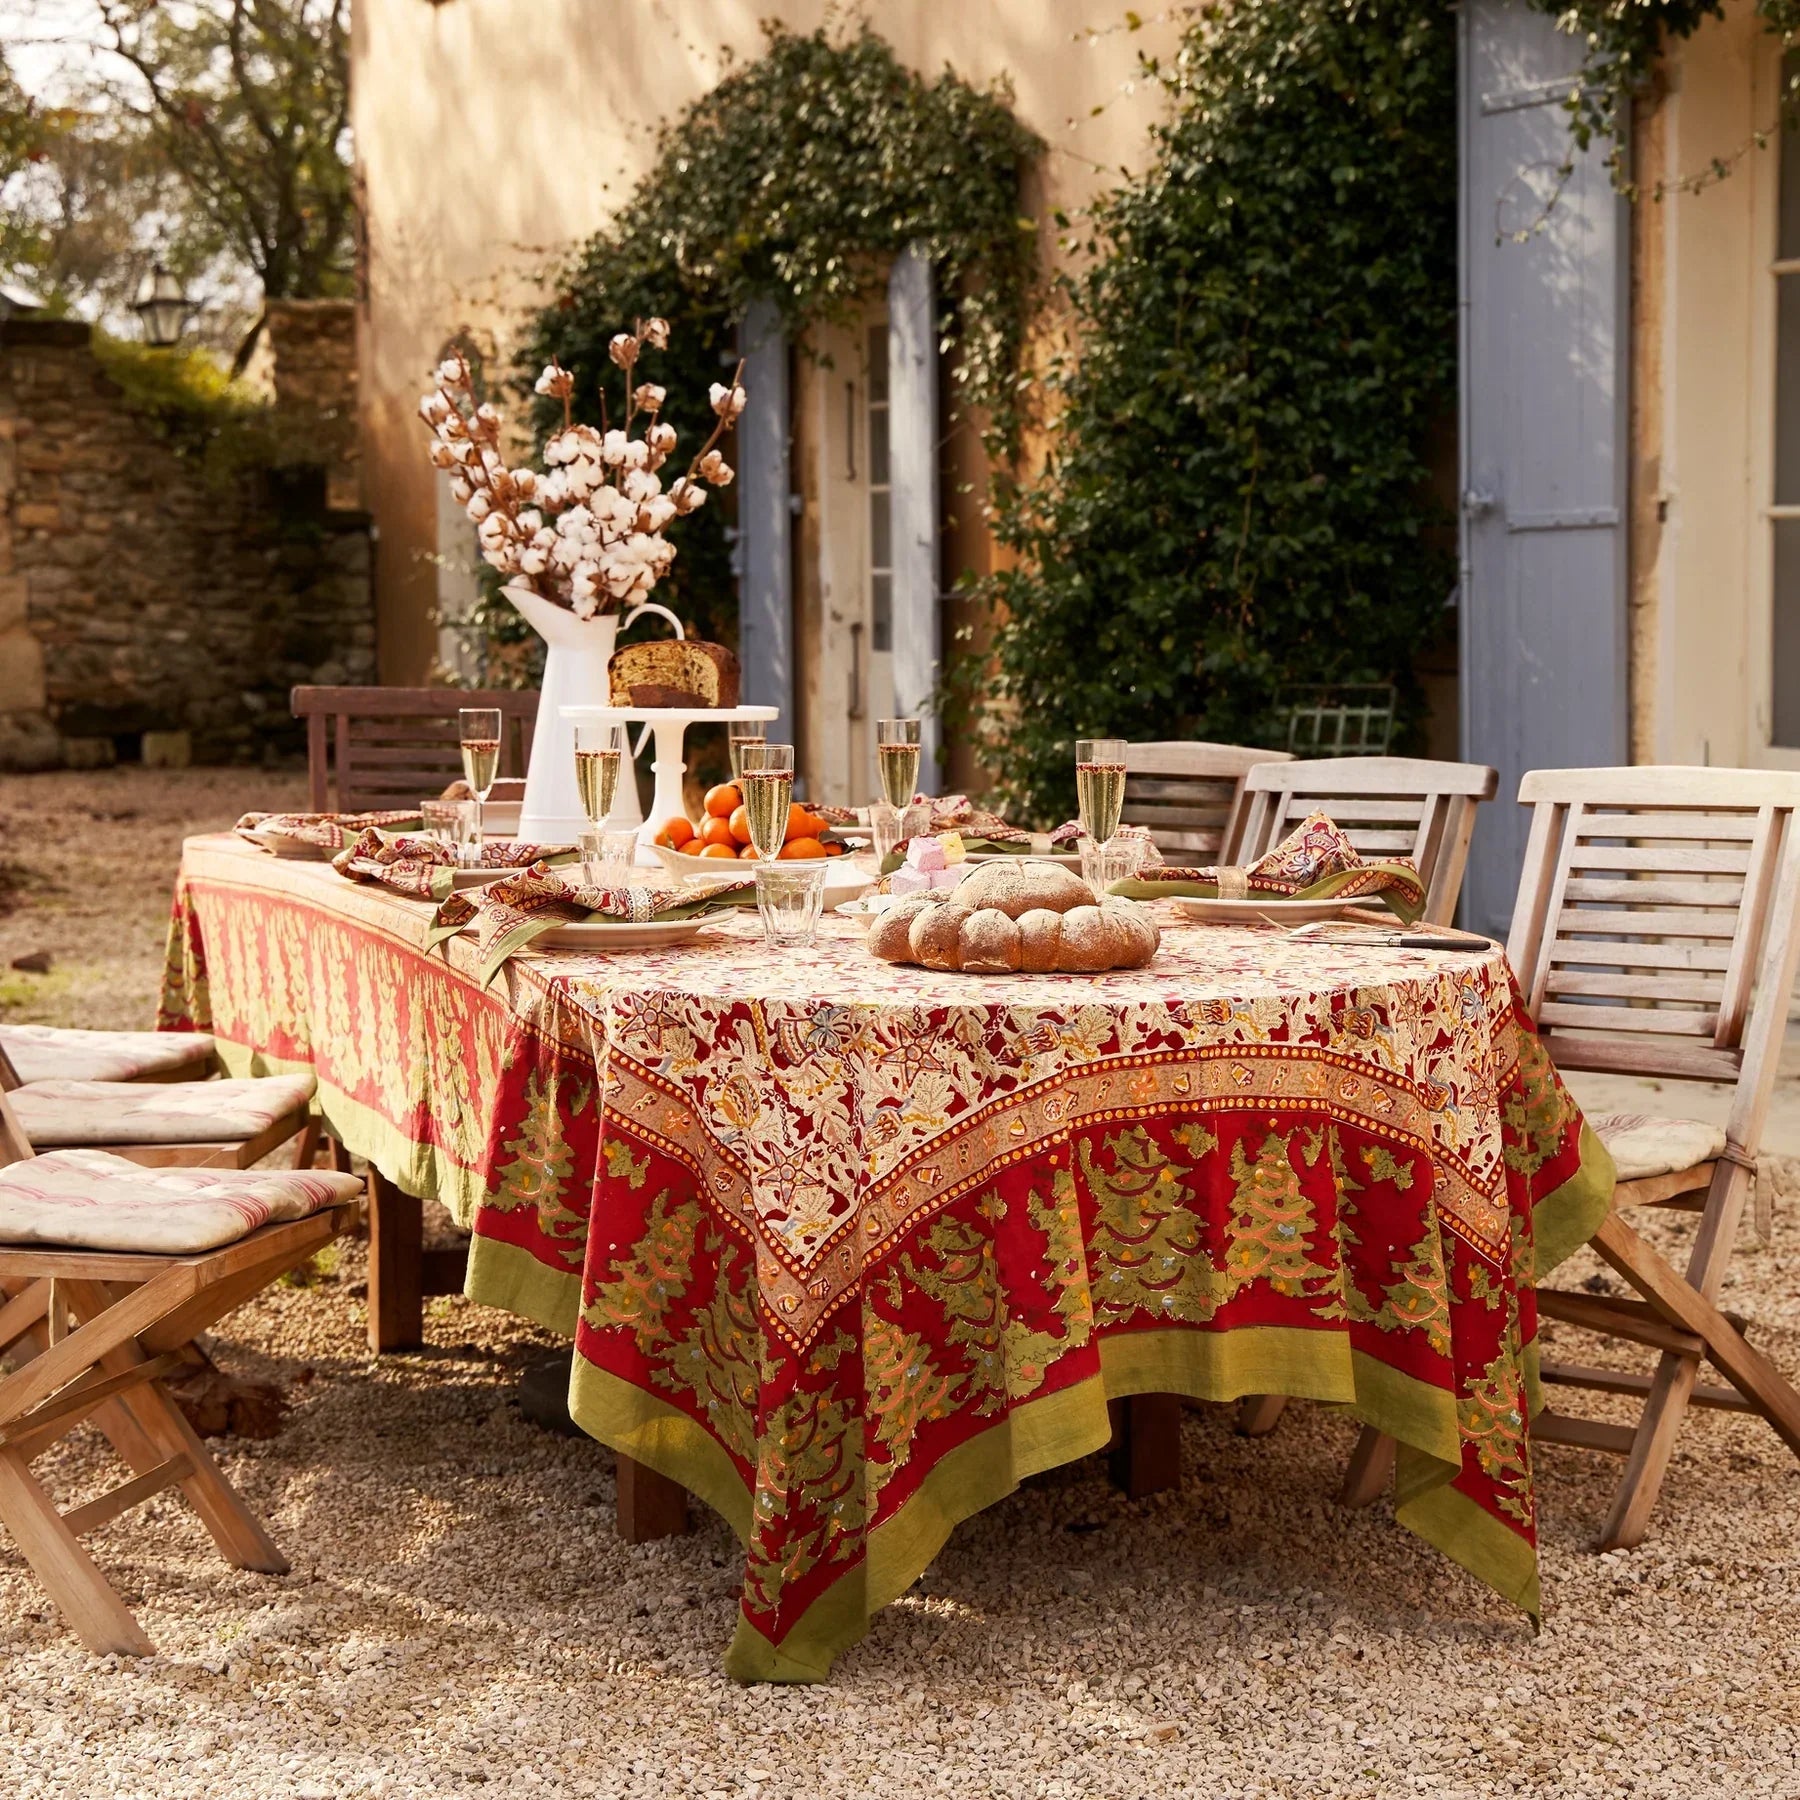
[888,245,942,789]
[737,299,792,722]
[1459,0,1630,936]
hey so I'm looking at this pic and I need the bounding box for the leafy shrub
[970,0,1458,823]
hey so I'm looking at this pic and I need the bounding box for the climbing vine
[1528,1,1800,186]
[969,0,1458,824]
[516,23,1043,650]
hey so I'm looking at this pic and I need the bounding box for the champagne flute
[739,742,795,861]
[573,720,628,828]
[1075,738,1128,848]
[875,718,922,812]
[728,720,769,781]
[458,707,502,862]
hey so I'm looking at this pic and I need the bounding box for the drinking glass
[875,718,922,812]
[728,719,769,781]
[459,707,503,859]
[573,720,628,828]
[1075,738,1128,848]
[755,861,828,948]
[578,827,639,887]
[1079,835,1140,898]
[738,742,795,861]
[422,798,478,867]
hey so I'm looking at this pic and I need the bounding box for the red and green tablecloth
[162,834,1613,1681]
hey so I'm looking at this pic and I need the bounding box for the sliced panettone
[608,639,741,709]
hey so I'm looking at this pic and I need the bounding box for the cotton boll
[436,357,464,385]
[698,449,734,487]
[619,440,650,472]
[622,468,660,503]
[641,317,670,350]
[669,478,706,515]
[512,468,537,499]
[600,429,630,467]
[429,442,458,470]
[647,422,677,456]
[448,474,473,505]
[639,495,678,533]
[633,383,666,414]
[609,333,639,369]
[466,491,492,523]
[517,544,548,575]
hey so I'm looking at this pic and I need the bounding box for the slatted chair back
[291,686,539,813]
[1120,741,1293,862]
[1235,755,1498,926]
[1506,766,1800,1140]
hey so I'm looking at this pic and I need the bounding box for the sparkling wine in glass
[875,717,922,812]
[1075,738,1128,848]
[728,721,769,781]
[739,742,796,861]
[573,721,627,826]
[458,707,503,862]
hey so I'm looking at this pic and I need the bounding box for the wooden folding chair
[0,1025,215,1087]
[0,1043,316,1172]
[1120,741,1293,863]
[290,685,538,814]
[1233,754,1499,928]
[1326,767,1800,1538]
[0,1090,360,1653]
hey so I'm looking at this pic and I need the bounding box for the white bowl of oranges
[650,782,870,894]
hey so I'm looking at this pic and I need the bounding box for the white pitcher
[502,584,683,843]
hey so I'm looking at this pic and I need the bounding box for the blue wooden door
[1459,0,1629,937]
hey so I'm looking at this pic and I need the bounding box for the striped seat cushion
[9,1074,316,1149]
[1590,1112,1727,1184]
[2,1025,215,1085]
[0,1153,362,1254]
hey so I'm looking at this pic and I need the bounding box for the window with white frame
[1773,91,1800,745]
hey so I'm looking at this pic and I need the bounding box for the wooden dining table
[161,833,1612,1681]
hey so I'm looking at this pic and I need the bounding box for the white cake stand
[560,703,780,863]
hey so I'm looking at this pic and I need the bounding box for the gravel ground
[3,768,1800,1799]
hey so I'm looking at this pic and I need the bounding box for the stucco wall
[352,0,1185,682]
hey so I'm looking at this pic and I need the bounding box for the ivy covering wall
[971,0,1458,822]
[517,24,1042,649]
[1529,1,1800,181]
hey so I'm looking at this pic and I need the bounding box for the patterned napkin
[426,862,755,985]
[330,828,577,900]
[1109,811,1426,923]
[236,808,420,853]
[1046,820,1163,866]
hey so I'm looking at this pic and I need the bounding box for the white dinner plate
[1171,896,1365,926]
[532,917,719,951]
[243,830,334,860]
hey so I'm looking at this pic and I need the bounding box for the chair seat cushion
[1,1024,215,1085]
[8,1074,316,1149]
[0,1152,362,1254]
[1591,1112,1727,1183]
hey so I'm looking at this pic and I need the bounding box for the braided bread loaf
[867,860,1159,974]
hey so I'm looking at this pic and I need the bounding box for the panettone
[868,859,1159,974]
[608,639,741,709]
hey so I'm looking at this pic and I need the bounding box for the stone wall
[0,317,374,770]
[265,298,361,512]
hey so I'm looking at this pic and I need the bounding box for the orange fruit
[738,843,759,859]
[700,815,735,848]
[782,803,822,841]
[822,840,844,856]
[699,841,738,859]
[728,804,753,846]
[777,837,826,860]
[661,816,695,849]
[704,782,741,818]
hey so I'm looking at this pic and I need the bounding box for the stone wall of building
[265,298,361,512]
[0,316,374,770]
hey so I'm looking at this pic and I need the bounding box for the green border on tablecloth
[463,1232,584,1339]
